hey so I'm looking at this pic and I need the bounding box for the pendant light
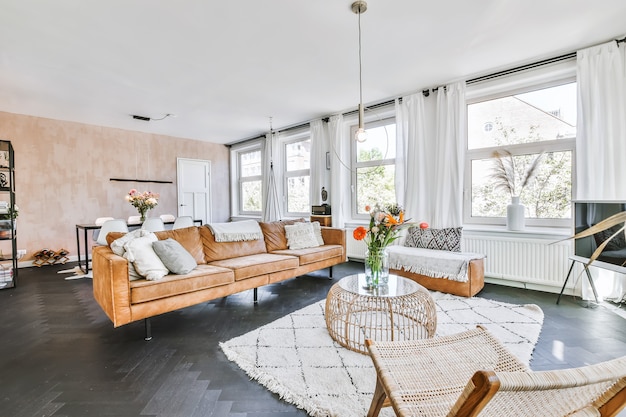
[352,1,368,143]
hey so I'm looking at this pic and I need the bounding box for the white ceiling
[1,1,625,145]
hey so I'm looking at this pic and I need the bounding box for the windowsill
[461,224,572,239]
[344,220,572,240]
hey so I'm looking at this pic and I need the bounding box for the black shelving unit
[0,140,17,289]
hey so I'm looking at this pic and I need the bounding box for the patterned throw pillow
[593,225,626,251]
[404,227,462,252]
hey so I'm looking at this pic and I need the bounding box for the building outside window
[352,118,397,217]
[234,145,262,215]
[465,81,576,228]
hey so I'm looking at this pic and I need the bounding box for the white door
[177,158,211,224]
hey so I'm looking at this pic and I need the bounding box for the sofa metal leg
[144,318,152,341]
[253,288,258,304]
[328,266,333,279]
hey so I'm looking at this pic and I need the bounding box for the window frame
[464,69,577,229]
[350,115,397,220]
[230,141,263,217]
[281,128,311,218]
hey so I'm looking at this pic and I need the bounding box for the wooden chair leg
[367,376,387,417]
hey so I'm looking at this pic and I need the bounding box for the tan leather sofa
[92,221,346,336]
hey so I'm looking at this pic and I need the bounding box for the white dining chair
[92,217,114,242]
[141,217,165,232]
[96,219,128,246]
[172,216,194,230]
[160,214,176,223]
[127,215,141,225]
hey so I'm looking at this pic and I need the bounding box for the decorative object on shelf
[0,151,9,168]
[491,149,544,231]
[352,203,413,288]
[0,172,7,187]
[321,186,328,202]
[33,248,69,267]
[125,189,159,222]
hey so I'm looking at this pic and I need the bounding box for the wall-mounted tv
[574,200,626,272]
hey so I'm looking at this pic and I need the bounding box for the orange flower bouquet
[353,203,413,287]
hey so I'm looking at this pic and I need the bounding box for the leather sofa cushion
[200,225,267,262]
[270,244,344,265]
[130,264,234,304]
[209,253,298,281]
[259,218,306,252]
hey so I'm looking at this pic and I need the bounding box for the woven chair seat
[366,326,626,417]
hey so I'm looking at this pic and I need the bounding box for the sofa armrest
[321,227,345,245]
[321,227,347,261]
[92,245,133,327]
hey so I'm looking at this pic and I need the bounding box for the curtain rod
[466,52,576,85]
[229,36,623,147]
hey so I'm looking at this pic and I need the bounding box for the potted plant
[491,150,543,230]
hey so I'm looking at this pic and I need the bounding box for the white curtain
[309,119,329,207]
[432,82,466,227]
[328,114,349,228]
[577,40,626,201]
[577,40,626,302]
[395,93,431,223]
[395,82,466,228]
[262,131,282,222]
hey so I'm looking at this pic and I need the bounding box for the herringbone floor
[1,262,625,416]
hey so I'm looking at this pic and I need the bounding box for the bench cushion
[388,246,484,282]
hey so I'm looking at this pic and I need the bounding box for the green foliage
[472,120,572,220]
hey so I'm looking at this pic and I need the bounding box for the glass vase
[364,247,389,288]
[139,208,147,222]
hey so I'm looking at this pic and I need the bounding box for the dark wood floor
[1,261,626,417]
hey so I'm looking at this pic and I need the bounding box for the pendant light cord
[358,9,363,113]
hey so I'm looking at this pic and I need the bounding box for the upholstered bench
[387,226,485,297]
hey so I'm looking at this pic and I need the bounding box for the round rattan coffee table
[325,273,437,354]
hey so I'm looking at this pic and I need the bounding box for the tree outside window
[466,82,576,227]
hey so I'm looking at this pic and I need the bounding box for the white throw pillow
[111,229,152,281]
[311,221,324,246]
[110,229,150,256]
[123,233,169,280]
[285,223,320,250]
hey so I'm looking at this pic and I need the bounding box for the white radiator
[463,233,572,288]
[346,226,573,290]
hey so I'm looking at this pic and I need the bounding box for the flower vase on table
[364,247,389,288]
[353,203,416,290]
[125,189,159,223]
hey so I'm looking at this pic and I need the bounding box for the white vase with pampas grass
[491,150,544,231]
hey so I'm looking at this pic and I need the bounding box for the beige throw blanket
[208,219,262,242]
[387,246,485,282]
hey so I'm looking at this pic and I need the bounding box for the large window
[236,145,262,215]
[352,118,397,216]
[283,136,311,215]
[465,81,576,227]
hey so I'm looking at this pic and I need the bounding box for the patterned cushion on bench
[404,227,462,252]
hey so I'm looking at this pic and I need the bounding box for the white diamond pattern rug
[220,292,544,417]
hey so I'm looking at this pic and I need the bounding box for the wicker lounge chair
[366,326,626,417]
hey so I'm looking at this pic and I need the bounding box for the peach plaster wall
[0,111,230,264]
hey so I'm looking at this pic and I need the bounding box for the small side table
[325,274,437,354]
[311,215,332,227]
